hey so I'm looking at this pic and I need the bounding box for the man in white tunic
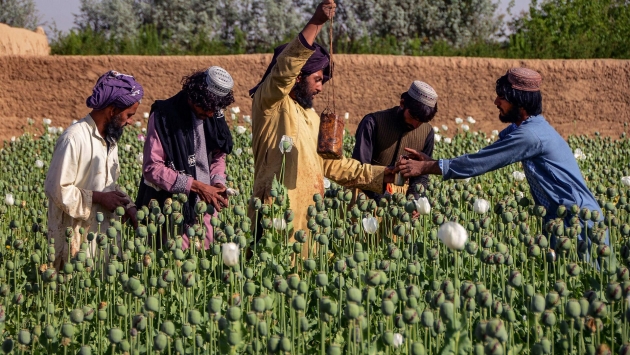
[45,70,143,269]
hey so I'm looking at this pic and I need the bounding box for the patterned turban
[86,70,144,110]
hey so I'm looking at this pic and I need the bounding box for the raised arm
[255,1,336,109]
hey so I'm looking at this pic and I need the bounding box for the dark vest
[370,107,432,166]
[135,92,233,227]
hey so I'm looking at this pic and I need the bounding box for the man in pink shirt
[136,67,235,249]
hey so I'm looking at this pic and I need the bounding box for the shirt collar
[85,114,117,147]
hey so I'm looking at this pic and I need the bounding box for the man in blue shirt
[397,68,605,251]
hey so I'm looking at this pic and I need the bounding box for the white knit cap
[407,81,438,108]
[205,66,234,97]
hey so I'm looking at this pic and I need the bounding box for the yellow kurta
[45,114,132,269]
[251,36,385,251]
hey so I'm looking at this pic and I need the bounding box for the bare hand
[123,207,139,229]
[192,180,229,212]
[93,191,130,212]
[311,0,336,25]
[404,148,432,161]
[398,159,430,178]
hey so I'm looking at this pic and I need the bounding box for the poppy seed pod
[344,302,360,320]
[70,308,84,324]
[292,295,306,311]
[542,310,557,327]
[565,299,581,319]
[589,300,608,318]
[531,294,546,313]
[545,291,560,309]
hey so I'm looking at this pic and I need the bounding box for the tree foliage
[0,0,40,29]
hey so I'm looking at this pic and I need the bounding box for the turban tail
[86,70,144,110]
[249,37,331,97]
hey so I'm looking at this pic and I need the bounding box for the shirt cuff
[210,174,227,186]
[439,159,449,179]
[298,32,316,51]
[173,174,191,194]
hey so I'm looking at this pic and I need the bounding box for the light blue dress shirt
[439,115,605,248]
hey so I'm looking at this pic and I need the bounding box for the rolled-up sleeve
[142,113,193,194]
[45,136,92,220]
[441,127,542,180]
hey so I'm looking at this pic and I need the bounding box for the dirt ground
[0,51,629,141]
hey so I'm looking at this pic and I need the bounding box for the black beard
[398,108,416,131]
[499,105,521,124]
[104,113,125,142]
[293,79,314,109]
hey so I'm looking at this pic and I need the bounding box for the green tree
[0,0,40,29]
[508,0,630,58]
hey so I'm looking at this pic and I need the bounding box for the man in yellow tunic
[249,0,389,254]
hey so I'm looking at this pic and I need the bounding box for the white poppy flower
[438,221,468,250]
[444,138,452,144]
[473,198,490,214]
[47,126,57,134]
[142,128,147,133]
[512,171,526,181]
[491,130,499,136]
[134,122,142,128]
[433,126,439,133]
[124,145,131,152]
[35,160,44,169]
[5,193,14,206]
[230,107,240,114]
[136,153,144,164]
[273,217,287,231]
[43,118,52,125]
[236,126,247,135]
[461,124,470,132]
[434,134,442,143]
[393,333,403,348]
[143,112,150,119]
[456,177,471,183]
[222,242,239,267]
[27,118,34,125]
[414,197,431,215]
[442,125,448,131]
[227,188,239,196]
[362,216,378,234]
[10,137,16,142]
[455,117,463,124]
[466,116,476,124]
[323,178,331,189]
[57,126,63,133]
[573,148,586,161]
[231,113,237,121]
[621,176,630,187]
[243,115,251,124]
[279,135,294,153]
[344,112,350,120]
[234,148,242,156]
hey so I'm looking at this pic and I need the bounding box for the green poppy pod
[347,287,362,303]
[491,300,503,315]
[227,306,242,322]
[541,310,557,327]
[486,319,508,343]
[484,338,504,355]
[465,242,478,255]
[502,304,516,323]
[382,331,394,346]
[17,329,31,345]
[1,339,13,354]
[97,308,107,321]
[267,335,280,353]
[292,295,306,311]
[439,301,455,324]
[12,292,24,305]
[545,291,560,309]
[255,320,268,336]
[565,299,581,319]
[153,332,168,352]
[173,338,185,354]
[382,299,396,316]
[420,309,434,328]
[530,293,545,313]
[241,281,256,296]
[186,310,201,326]
[477,290,492,309]
[60,322,75,338]
[606,282,622,301]
[597,244,611,257]
[295,280,308,294]
[181,323,193,338]
[344,302,360,320]
[173,248,185,261]
[589,300,608,318]
[131,314,147,332]
[42,323,56,340]
[69,308,84,324]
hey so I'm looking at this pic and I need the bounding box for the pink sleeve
[209,150,227,186]
[142,114,193,193]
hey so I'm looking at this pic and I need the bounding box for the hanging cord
[326,5,335,113]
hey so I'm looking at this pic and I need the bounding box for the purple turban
[249,39,331,97]
[86,70,144,110]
